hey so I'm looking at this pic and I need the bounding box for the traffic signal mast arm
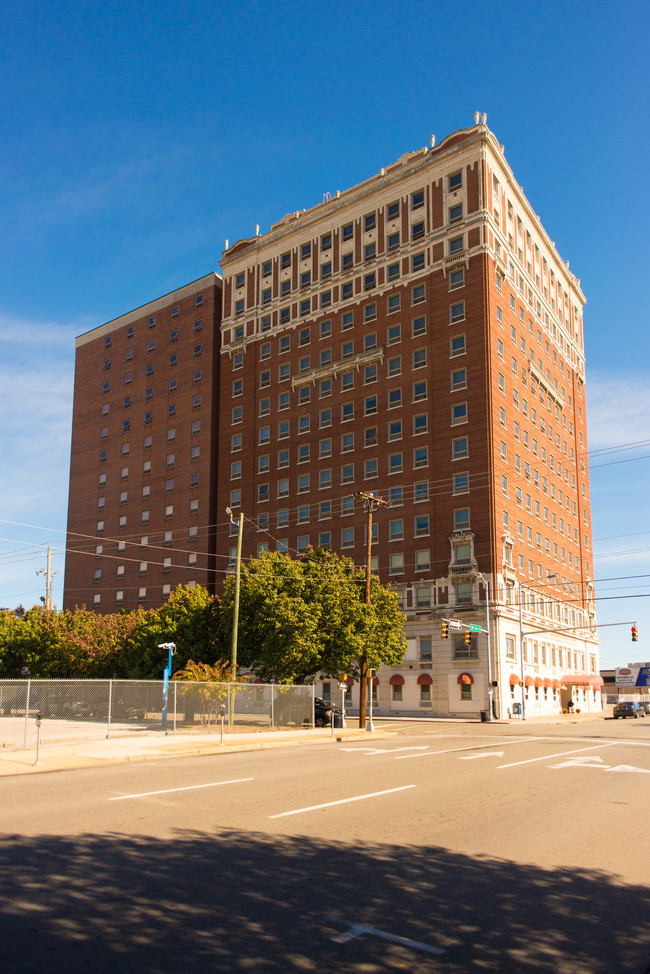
[440,618,485,635]
[519,619,638,638]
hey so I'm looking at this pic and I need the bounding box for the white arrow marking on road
[498,741,617,769]
[605,764,650,774]
[328,918,444,956]
[459,751,505,760]
[550,756,609,769]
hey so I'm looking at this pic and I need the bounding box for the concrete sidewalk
[0,725,392,777]
[0,709,610,778]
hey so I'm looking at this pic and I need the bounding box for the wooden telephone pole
[351,491,389,728]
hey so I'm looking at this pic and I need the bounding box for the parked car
[636,701,650,715]
[613,701,646,719]
[314,697,341,728]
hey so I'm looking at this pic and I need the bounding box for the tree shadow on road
[0,828,648,973]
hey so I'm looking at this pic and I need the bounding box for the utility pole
[226,507,244,729]
[351,491,389,728]
[36,544,56,611]
[226,508,244,680]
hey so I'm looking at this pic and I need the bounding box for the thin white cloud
[586,371,650,449]
[0,311,73,524]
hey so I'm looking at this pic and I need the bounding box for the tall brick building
[64,274,222,611]
[65,116,600,718]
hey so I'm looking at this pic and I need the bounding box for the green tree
[119,585,224,679]
[219,548,406,684]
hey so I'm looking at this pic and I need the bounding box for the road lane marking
[498,742,617,769]
[339,746,429,754]
[269,785,415,819]
[108,778,253,801]
[459,751,505,760]
[327,917,444,955]
[606,764,650,774]
[395,738,543,760]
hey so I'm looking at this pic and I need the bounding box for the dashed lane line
[108,778,253,801]
[269,785,415,819]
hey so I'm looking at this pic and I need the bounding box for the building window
[412,348,427,369]
[453,437,469,460]
[451,368,467,391]
[450,302,465,323]
[415,550,431,572]
[412,380,428,402]
[389,553,404,575]
[412,284,425,305]
[452,402,468,425]
[449,268,464,290]
[413,446,428,468]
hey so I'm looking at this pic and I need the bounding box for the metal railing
[0,679,315,751]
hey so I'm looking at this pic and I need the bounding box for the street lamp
[158,642,176,730]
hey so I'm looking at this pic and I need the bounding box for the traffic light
[632,625,638,642]
[464,629,471,646]
[441,620,449,640]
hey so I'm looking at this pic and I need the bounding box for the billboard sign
[615,665,650,687]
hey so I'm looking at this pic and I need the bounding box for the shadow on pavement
[0,829,648,973]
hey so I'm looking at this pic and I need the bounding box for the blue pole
[161,644,174,730]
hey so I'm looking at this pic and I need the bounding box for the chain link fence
[0,679,315,751]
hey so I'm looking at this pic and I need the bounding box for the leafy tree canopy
[219,548,406,684]
[119,585,225,679]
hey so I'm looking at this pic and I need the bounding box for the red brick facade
[64,274,222,612]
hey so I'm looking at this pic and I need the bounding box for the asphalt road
[1,719,649,973]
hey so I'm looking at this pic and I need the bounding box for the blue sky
[0,0,648,667]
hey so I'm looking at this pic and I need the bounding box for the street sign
[468,624,483,633]
[448,619,463,630]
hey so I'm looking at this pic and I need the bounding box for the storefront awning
[534,677,544,688]
[509,674,521,686]
[417,673,433,685]
[543,678,553,689]
[561,674,604,687]
[457,673,474,685]
[524,675,534,687]
[389,674,405,686]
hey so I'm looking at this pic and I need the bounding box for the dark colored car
[637,701,650,715]
[613,701,646,719]
[314,697,342,728]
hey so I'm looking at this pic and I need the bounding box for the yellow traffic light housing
[441,620,449,640]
